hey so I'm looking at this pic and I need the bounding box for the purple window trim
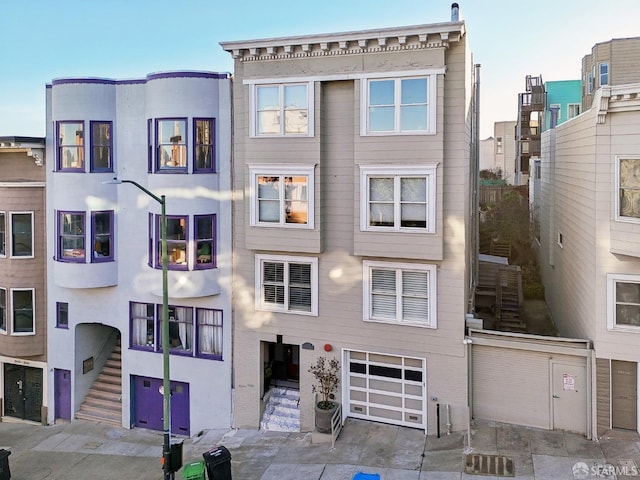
[194,214,216,270]
[155,117,188,173]
[195,308,223,360]
[148,213,153,267]
[154,214,189,271]
[89,121,113,173]
[56,302,69,329]
[56,121,85,172]
[193,118,216,173]
[57,210,86,263]
[157,304,194,356]
[147,119,153,173]
[129,301,155,351]
[91,210,114,263]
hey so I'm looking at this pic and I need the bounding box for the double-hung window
[608,274,640,332]
[92,211,113,261]
[567,104,581,119]
[160,216,188,268]
[164,305,193,354]
[59,211,86,261]
[363,261,437,328]
[599,63,609,86]
[195,215,215,269]
[253,83,311,136]
[90,121,112,172]
[194,118,215,172]
[616,157,640,222]
[57,121,85,171]
[249,164,315,228]
[360,165,437,232]
[131,302,155,350]
[56,302,69,329]
[363,74,436,135]
[196,308,223,358]
[256,254,318,315]
[0,212,5,256]
[12,288,34,335]
[157,118,187,171]
[0,288,6,332]
[11,212,34,258]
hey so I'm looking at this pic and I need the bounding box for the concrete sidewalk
[1,417,639,479]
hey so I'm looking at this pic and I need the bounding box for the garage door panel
[346,350,426,430]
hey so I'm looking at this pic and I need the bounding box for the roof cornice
[596,83,640,124]
[220,21,465,62]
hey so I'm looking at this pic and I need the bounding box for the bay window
[616,157,640,221]
[59,212,86,261]
[197,308,223,358]
[92,211,113,261]
[363,261,437,328]
[195,215,215,268]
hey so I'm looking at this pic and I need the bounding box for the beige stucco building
[221,11,475,435]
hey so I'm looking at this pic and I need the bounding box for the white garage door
[345,350,426,430]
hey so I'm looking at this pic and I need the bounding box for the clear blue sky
[1,0,638,139]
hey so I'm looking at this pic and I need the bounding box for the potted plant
[308,356,340,433]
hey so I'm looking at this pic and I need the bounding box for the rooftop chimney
[451,3,459,22]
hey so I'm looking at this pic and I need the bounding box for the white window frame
[0,211,5,257]
[255,254,318,316]
[615,156,640,223]
[567,103,581,119]
[363,260,437,328]
[0,287,6,334]
[248,163,315,229]
[9,212,34,259]
[359,164,437,233]
[11,287,35,336]
[599,62,609,86]
[361,73,437,136]
[607,273,640,332]
[249,81,314,137]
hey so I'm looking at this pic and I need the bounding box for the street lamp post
[104,178,172,480]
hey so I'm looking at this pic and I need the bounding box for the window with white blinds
[256,254,318,315]
[364,260,436,327]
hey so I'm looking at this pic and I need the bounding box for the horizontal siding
[596,358,610,436]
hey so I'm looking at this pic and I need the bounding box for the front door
[612,360,637,430]
[3,364,43,422]
[54,369,72,421]
[132,376,190,436]
[551,362,587,434]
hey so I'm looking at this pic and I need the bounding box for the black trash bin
[202,445,231,480]
[0,449,11,480]
[169,439,184,473]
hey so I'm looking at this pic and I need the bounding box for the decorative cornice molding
[221,22,464,62]
[596,83,640,124]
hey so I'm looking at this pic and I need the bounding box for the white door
[551,362,587,434]
[345,350,426,431]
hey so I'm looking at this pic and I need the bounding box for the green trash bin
[182,460,206,480]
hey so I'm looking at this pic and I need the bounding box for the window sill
[364,318,436,329]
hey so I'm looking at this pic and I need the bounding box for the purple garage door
[54,369,72,420]
[133,376,190,436]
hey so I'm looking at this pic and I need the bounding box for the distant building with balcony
[515,75,545,186]
[45,72,232,435]
[0,136,46,424]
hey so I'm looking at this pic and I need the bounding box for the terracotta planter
[315,402,338,433]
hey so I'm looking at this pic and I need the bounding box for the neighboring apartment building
[221,9,475,435]
[542,80,582,132]
[582,37,640,111]
[539,78,640,434]
[494,121,517,185]
[45,72,233,435]
[0,136,46,424]
[515,75,544,186]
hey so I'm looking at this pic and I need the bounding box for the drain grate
[464,454,514,477]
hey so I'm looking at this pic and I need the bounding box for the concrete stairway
[75,341,122,426]
[260,387,300,432]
